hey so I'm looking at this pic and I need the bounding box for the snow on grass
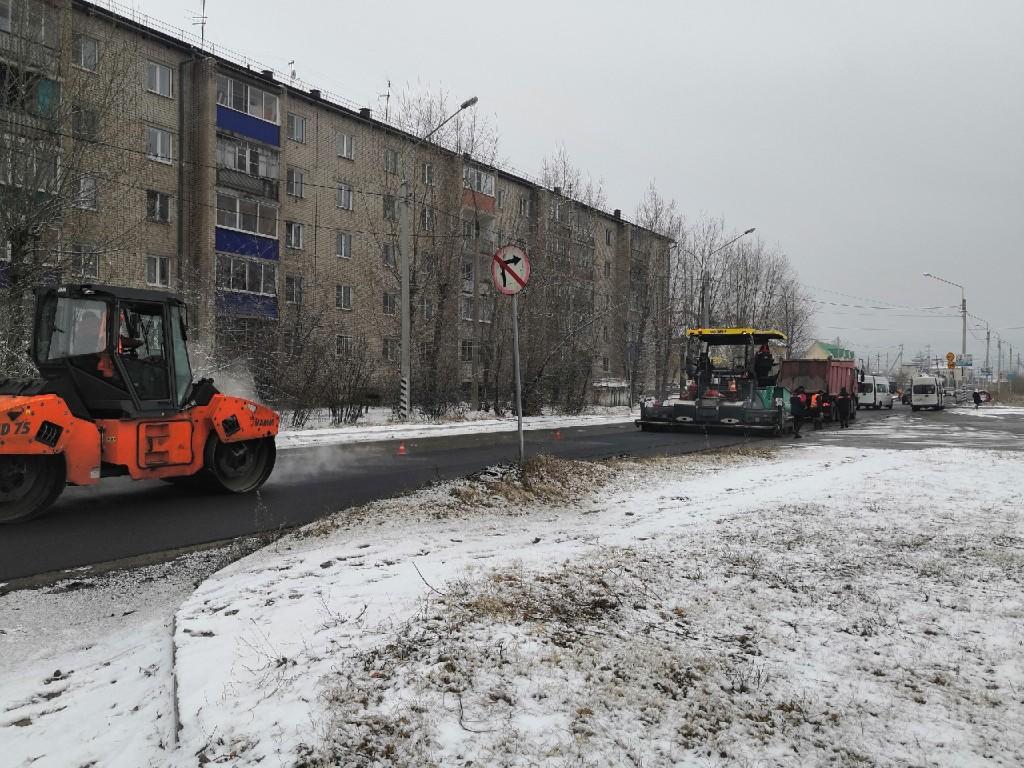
[170,445,1024,767]
[0,549,236,768]
[949,405,1024,419]
[4,429,1023,767]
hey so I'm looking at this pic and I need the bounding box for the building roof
[76,0,671,244]
[808,341,856,360]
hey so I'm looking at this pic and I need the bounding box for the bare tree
[1,0,142,374]
[630,182,680,401]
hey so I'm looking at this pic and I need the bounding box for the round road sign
[491,245,531,296]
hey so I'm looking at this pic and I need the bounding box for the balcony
[216,167,279,201]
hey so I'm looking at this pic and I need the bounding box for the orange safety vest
[810,393,820,408]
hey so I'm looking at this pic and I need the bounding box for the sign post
[491,245,531,466]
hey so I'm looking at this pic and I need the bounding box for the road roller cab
[0,284,279,523]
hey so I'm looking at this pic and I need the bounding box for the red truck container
[777,359,861,417]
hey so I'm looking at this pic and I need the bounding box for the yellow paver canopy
[686,327,787,345]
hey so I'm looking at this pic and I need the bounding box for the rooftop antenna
[288,60,297,83]
[191,0,208,47]
[378,79,391,122]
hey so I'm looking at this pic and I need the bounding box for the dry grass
[298,445,781,542]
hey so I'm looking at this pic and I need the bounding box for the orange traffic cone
[397,441,407,456]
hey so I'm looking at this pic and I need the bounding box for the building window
[518,196,530,217]
[605,228,612,246]
[145,127,173,163]
[68,244,99,279]
[383,292,397,315]
[284,274,304,304]
[336,182,353,210]
[336,231,352,258]
[336,132,354,159]
[286,112,306,143]
[420,207,434,231]
[383,242,397,268]
[216,135,279,180]
[384,148,398,175]
[146,255,170,287]
[421,162,434,185]
[146,190,170,223]
[215,74,279,123]
[73,34,99,71]
[71,105,98,140]
[216,192,278,237]
[336,335,353,356]
[463,166,494,196]
[73,175,98,210]
[603,326,609,342]
[336,284,352,310]
[461,257,473,282]
[286,167,305,197]
[602,356,610,372]
[604,261,611,278]
[383,194,396,221]
[383,337,398,362]
[285,221,304,249]
[496,189,505,209]
[549,200,562,222]
[480,299,493,324]
[215,253,277,295]
[146,61,173,98]
[0,1,10,34]
[459,339,474,363]
[460,296,473,321]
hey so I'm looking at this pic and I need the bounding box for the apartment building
[1,0,671,404]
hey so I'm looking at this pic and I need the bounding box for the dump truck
[635,328,791,435]
[776,358,860,420]
[0,284,279,523]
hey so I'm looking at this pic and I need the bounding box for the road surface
[0,410,902,581]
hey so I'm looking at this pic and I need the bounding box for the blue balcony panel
[216,290,279,320]
[215,227,279,260]
[216,105,280,146]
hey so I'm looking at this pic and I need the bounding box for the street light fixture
[396,95,479,420]
[922,272,967,369]
[687,227,756,327]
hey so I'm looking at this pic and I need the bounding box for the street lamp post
[396,96,478,420]
[696,228,755,327]
[679,227,755,388]
[922,272,967,369]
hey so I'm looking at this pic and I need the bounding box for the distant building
[803,341,855,360]
[0,0,671,408]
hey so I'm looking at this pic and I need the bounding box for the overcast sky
[139,0,1024,371]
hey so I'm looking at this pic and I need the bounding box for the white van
[911,375,945,411]
[857,375,894,409]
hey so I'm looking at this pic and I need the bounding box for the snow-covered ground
[277,406,638,450]
[3,416,1023,767]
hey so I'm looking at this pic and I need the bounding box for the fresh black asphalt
[0,408,905,581]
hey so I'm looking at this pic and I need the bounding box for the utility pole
[398,177,412,419]
[997,337,1003,395]
[985,323,991,380]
